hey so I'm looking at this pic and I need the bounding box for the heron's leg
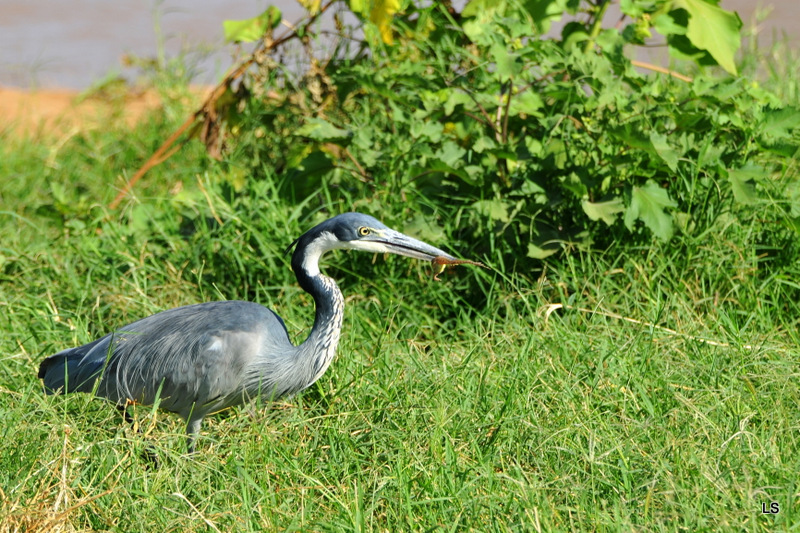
[117,404,134,425]
[118,402,159,467]
[117,399,139,427]
[186,417,203,453]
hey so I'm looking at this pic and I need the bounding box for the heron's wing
[91,301,294,415]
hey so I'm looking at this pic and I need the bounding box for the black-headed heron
[38,212,465,451]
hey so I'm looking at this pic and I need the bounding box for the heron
[38,212,458,451]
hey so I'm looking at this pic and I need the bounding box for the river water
[0,0,797,89]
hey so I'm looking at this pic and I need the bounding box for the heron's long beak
[371,229,456,262]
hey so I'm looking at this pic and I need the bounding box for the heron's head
[287,212,455,276]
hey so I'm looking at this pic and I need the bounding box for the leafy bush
[199,0,799,267]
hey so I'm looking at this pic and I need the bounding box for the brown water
[0,0,309,89]
[0,0,797,89]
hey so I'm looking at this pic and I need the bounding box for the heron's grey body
[38,213,455,451]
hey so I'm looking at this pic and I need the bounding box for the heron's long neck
[294,267,345,389]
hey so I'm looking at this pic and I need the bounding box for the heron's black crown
[302,212,387,244]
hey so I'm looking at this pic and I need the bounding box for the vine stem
[631,60,693,82]
[583,0,612,55]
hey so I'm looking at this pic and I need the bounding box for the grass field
[2,75,799,532]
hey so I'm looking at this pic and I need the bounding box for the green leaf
[463,20,493,45]
[463,0,508,18]
[619,0,644,17]
[727,165,761,205]
[523,0,578,34]
[428,161,477,185]
[595,28,625,56]
[473,199,509,223]
[667,34,716,68]
[527,243,559,259]
[561,172,587,198]
[515,180,548,204]
[223,6,282,43]
[760,107,800,139]
[472,136,497,154]
[410,121,444,142]
[442,90,473,116]
[670,0,742,75]
[652,12,686,36]
[436,141,467,167]
[624,180,677,240]
[609,125,655,153]
[562,22,590,49]
[297,0,321,15]
[350,0,400,44]
[491,42,518,80]
[649,132,679,171]
[509,90,544,116]
[544,138,568,169]
[295,118,353,144]
[785,180,800,218]
[582,198,625,225]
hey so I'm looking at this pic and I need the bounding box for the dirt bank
[0,85,207,139]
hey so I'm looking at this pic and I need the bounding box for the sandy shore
[0,85,208,139]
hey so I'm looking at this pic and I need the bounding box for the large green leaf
[223,6,282,43]
[756,108,800,156]
[649,132,679,172]
[624,180,677,240]
[760,107,800,139]
[670,0,741,75]
[491,42,519,80]
[473,199,510,223]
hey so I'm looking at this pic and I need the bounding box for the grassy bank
[2,47,799,533]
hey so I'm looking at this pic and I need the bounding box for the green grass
[2,83,799,533]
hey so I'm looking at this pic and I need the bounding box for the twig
[110,1,337,209]
[457,87,497,136]
[631,59,693,83]
[109,116,198,209]
[343,147,369,181]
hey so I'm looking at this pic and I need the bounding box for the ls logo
[761,502,780,515]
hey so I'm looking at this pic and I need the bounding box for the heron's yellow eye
[358,227,371,236]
